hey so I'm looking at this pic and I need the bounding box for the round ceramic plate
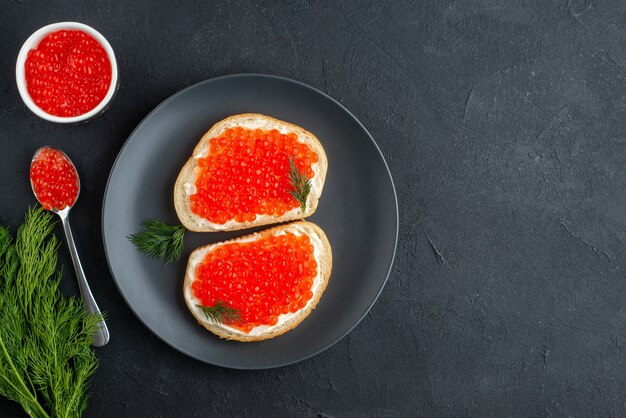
[102,74,398,369]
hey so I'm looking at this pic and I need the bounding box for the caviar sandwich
[183,221,332,341]
[174,113,328,232]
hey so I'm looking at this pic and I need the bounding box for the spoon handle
[61,215,110,347]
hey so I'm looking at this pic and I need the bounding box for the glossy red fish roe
[30,147,79,210]
[25,29,112,117]
[192,233,318,332]
[189,127,319,224]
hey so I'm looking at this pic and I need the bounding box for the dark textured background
[1,0,625,416]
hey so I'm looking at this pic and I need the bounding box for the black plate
[102,74,398,369]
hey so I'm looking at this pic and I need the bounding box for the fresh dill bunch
[196,300,242,325]
[0,207,100,418]
[128,219,185,264]
[288,156,312,212]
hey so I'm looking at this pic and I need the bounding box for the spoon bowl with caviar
[30,146,109,347]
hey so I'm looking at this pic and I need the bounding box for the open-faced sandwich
[174,113,328,232]
[183,221,332,341]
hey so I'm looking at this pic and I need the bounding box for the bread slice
[174,113,328,232]
[183,221,332,342]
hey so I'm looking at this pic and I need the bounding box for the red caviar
[25,29,112,117]
[192,233,318,332]
[190,127,319,224]
[30,147,79,210]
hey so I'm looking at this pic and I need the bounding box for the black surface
[102,74,398,368]
[1,0,626,416]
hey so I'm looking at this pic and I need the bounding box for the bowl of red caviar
[16,22,118,123]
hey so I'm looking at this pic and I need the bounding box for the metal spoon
[30,146,109,347]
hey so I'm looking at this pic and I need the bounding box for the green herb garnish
[128,220,185,264]
[0,207,100,418]
[288,156,312,212]
[196,300,242,325]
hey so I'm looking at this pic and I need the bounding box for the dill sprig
[0,207,100,418]
[196,300,242,325]
[288,156,312,212]
[128,220,185,264]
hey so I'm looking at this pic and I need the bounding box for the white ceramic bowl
[15,22,118,123]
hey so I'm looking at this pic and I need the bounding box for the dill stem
[0,335,50,418]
